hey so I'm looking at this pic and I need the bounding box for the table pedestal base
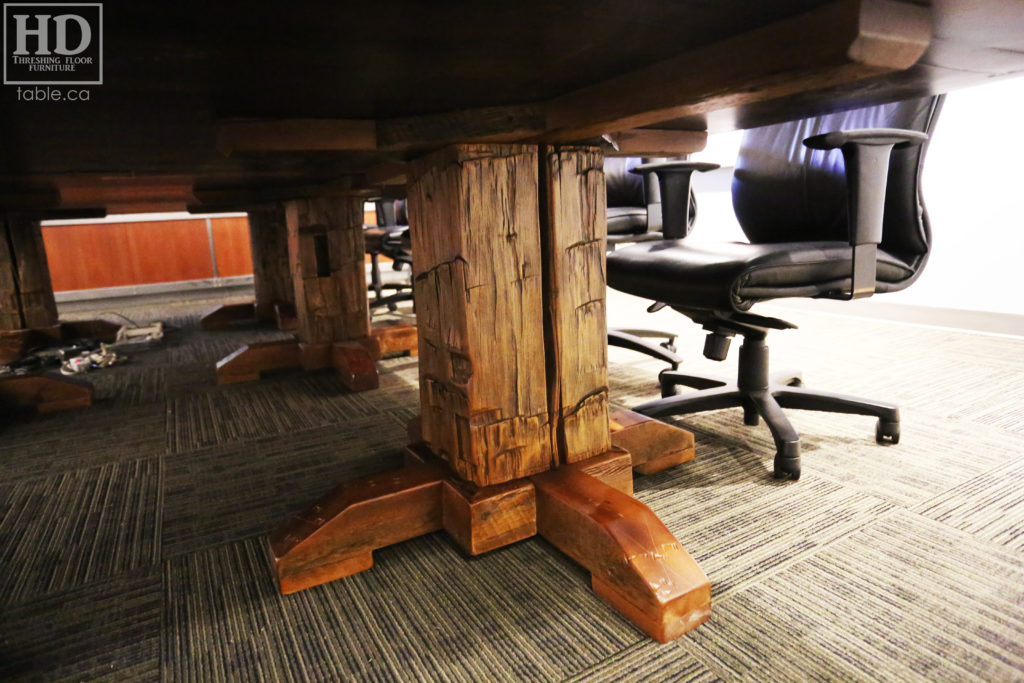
[199,300,301,332]
[199,302,260,330]
[268,433,709,643]
[214,338,378,392]
[214,323,417,389]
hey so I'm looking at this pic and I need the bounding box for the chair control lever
[703,331,732,361]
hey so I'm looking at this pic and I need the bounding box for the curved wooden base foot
[273,302,298,331]
[200,302,257,330]
[532,466,710,642]
[0,373,94,413]
[610,408,695,475]
[369,321,418,358]
[269,460,447,594]
[268,441,709,642]
[216,340,301,384]
[215,338,382,391]
[332,341,379,392]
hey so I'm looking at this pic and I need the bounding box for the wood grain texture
[403,442,537,555]
[248,206,295,320]
[274,301,299,331]
[331,341,379,392]
[210,215,254,277]
[217,118,377,154]
[544,0,932,140]
[378,104,546,149]
[368,321,418,359]
[3,218,58,329]
[268,459,447,594]
[41,219,214,291]
[0,373,94,413]
[297,342,331,371]
[609,408,696,476]
[286,197,371,344]
[540,146,611,465]
[603,129,707,157]
[532,467,711,642]
[215,340,300,385]
[567,448,634,496]
[442,476,537,556]
[0,220,22,330]
[407,144,553,487]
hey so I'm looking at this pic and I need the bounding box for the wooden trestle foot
[532,463,711,642]
[0,373,95,413]
[216,340,301,385]
[200,302,258,330]
[269,458,448,594]
[269,442,709,642]
[610,407,695,475]
[369,320,418,358]
[215,337,382,391]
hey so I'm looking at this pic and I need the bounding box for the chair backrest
[375,199,408,227]
[732,96,943,267]
[605,157,648,209]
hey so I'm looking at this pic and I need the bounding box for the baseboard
[768,299,1024,337]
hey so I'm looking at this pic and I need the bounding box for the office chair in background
[607,96,944,480]
[605,157,714,370]
[364,199,413,311]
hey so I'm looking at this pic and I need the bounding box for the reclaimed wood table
[3,0,1022,640]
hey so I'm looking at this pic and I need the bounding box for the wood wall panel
[42,217,253,291]
[211,216,253,277]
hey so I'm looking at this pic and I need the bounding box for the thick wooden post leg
[287,197,380,392]
[248,205,295,322]
[532,467,711,642]
[0,217,58,331]
[269,460,447,594]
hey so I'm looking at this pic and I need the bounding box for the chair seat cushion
[364,225,408,253]
[606,239,916,311]
[607,206,648,235]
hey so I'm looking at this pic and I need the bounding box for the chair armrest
[802,128,928,299]
[629,161,720,239]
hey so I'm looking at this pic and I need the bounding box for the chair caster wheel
[658,369,679,398]
[788,378,803,387]
[773,442,801,480]
[743,406,760,426]
[876,420,900,445]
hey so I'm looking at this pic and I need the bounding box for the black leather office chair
[605,157,711,369]
[606,95,944,480]
[365,200,413,311]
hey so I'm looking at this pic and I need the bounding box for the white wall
[688,77,1024,317]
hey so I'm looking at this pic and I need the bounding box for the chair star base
[636,334,899,480]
